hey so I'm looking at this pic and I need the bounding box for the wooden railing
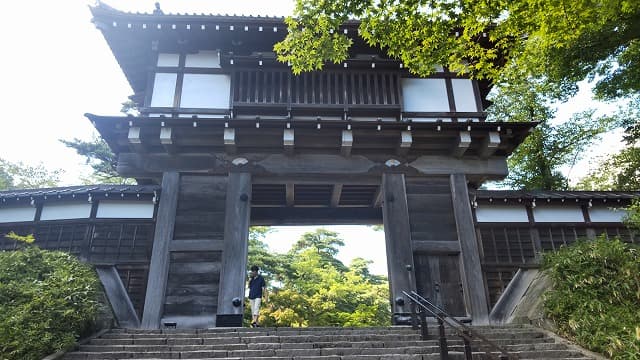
[232,68,402,114]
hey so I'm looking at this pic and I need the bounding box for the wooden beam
[382,173,416,323]
[168,239,225,252]
[160,127,175,154]
[341,130,353,157]
[217,172,252,317]
[224,128,236,155]
[141,172,179,329]
[283,129,294,155]
[96,266,140,328]
[285,183,295,206]
[397,130,412,156]
[128,127,145,153]
[478,131,500,158]
[412,240,461,254]
[251,207,382,226]
[330,184,343,207]
[450,173,490,324]
[452,131,471,158]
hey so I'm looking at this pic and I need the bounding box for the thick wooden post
[382,173,416,323]
[217,172,252,317]
[450,174,490,324]
[141,172,179,329]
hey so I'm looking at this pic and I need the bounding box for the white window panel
[475,205,529,222]
[451,79,478,112]
[180,74,230,109]
[150,73,177,107]
[0,206,36,223]
[40,203,91,220]
[589,207,628,223]
[401,78,449,112]
[533,206,584,223]
[157,53,180,67]
[185,50,220,68]
[97,201,155,219]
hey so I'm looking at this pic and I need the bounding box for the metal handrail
[403,290,516,360]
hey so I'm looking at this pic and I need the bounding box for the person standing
[248,265,267,327]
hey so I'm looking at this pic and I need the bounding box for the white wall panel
[451,79,478,112]
[589,207,628,223]
[401,78,449,112]
[150,73,177,107]
[475,205,529,222]
[157,53,180,67]
[533,206,584,223]
[40,203,91,220]
[97,201,155,219]
[0,206,36,223]
[180,74,230,109]
[185,51,220,68]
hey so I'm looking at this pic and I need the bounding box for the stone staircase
[62,325,596,360]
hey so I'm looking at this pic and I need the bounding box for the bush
[542,237,640,359]
[0,246,102,360]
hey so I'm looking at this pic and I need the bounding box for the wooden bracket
[341,130,353,157]
[397,130,412,156]
[478,131,501,158]
[330,184,343,207]
[452,131,471,158]
[224,128,236,155]
[127,127,145,153]
[283,129,294,156]
[159,127,175,154]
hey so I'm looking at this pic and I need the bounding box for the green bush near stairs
[0,240,102,360]
[542,236,640,359]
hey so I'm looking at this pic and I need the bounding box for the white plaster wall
[589,207,628,223]
[150,73,177,107]
[185,51,220,68]
[157,53,180,67]
[0,206,36,223]
[401,78,450,112]
[96,201,155,219]
[40,203,91,220]
[451,79,478,112]
[180,74,230,109]
[533,206,584,223]
[475,205,529,222]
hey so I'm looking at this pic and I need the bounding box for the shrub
[542,237,640,359]
[0,246,101,360]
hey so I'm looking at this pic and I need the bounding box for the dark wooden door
[414,252,467,316]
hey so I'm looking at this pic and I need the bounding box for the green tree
[487,78,613,190]
[290,228,347,272]
[0,158,62,191]
[275,0,640,101]
[576,98,640,191]
[60,137,133,184]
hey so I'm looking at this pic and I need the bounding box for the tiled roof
[0,185,160,200]
[473,190,640,200]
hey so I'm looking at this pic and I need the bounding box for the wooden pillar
[450,174,490,324]
[382,173,416,322]
[217,172,252,316]
[141,172,179,329]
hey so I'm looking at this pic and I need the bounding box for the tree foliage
[276,0,640,100]
[0,158,62,191]
[487,79,613,190]
[60,137,133,184]
[542,237,640,358]
[246,228,391,327]
[0,243,102,359]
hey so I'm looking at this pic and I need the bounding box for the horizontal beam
[168,239,225,252]
[412,240,461,254]
[251,207,382,226]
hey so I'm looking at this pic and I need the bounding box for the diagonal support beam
[330,184,343,207]
[372,185,383,208]
[341,130,353,157]
[452,131,471,158]
[285,183,295,206]
[478,131,501,158]
[224,128,236,155]
[397,130,412,156]
[283,129,294,156]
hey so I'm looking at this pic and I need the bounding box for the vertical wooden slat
[319,73,324,104]
[311,72,316,104]
[254,71,259,103]
[503,228,512,264]
[381,73,389,105]
[390,74,398,105]
[366,73,373,105]
[358,73,365,105]
[373,73,379,105]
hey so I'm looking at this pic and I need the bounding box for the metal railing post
[438,314,448,359]
[463,330,472,360]
[419,308,428,340]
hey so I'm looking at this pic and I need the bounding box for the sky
[0,1,625,275]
